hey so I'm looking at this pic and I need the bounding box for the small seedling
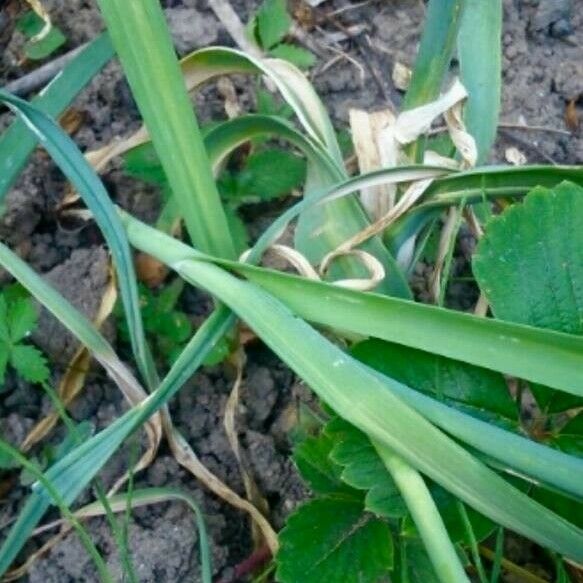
[0,285,49,388]
[115,278,231,367]
[249,0,316,69]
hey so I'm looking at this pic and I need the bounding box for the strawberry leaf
[276,497,393,583]
[269,43,316,69]
[351,340,518,426]
[326,417,407,518]
[10,344,49,384]
[256,0,291,50]
[244,149,306,200]
[7,297,38,343]
[474,181,583,414]
[293,432,355,497]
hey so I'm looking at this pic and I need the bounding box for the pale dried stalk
[206,0,262,57]
[464,208,489,317]
[349,108,398,219]
[430,206,459,304]
[444,101,477,168]
[324,177,434,260]
[394,78,469,145]
[319,249,385,291]
[217,77,242,119]
[165,419,279,554]
[224,352,270,547]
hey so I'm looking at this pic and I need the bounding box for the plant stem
[490,527,504,583]
[374,443,470,583]
[456,500,488,583]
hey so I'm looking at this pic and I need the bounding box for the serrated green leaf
[17,11,67,61]
[256,0,291,50]
[269,43,316,69]
[155,278,184,313]
[326,418,407,518]
[293,433,354,497]
[9,345,49,384]
[474,182,583,333]
[277,498,393,583]
[351,340,518,424]
[426,489,494,546]
[7,297,38,343]
[201,334,231,367]
[157,312,192,344]
[244,149,306,200]
[474,182,583,413]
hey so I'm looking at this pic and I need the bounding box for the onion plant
[0,0,582,581]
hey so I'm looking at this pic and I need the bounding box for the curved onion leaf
[388,164,583,252]
[120,212,583,500]
[124,214,583,562]
[0,91,157,389]
[0,33,114,200]
[178,47,411,297]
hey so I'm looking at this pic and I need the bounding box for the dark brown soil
[0,0,581,580]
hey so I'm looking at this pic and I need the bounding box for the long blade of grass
[96,0,235,260]
[181,47,343,165]
[120,212,583,499]
[160,259,583,561]
[0,33,114,200]
[458,0,502,164]
[203,114,341,180]
[115,213,583,560]
[0,91,156,389]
